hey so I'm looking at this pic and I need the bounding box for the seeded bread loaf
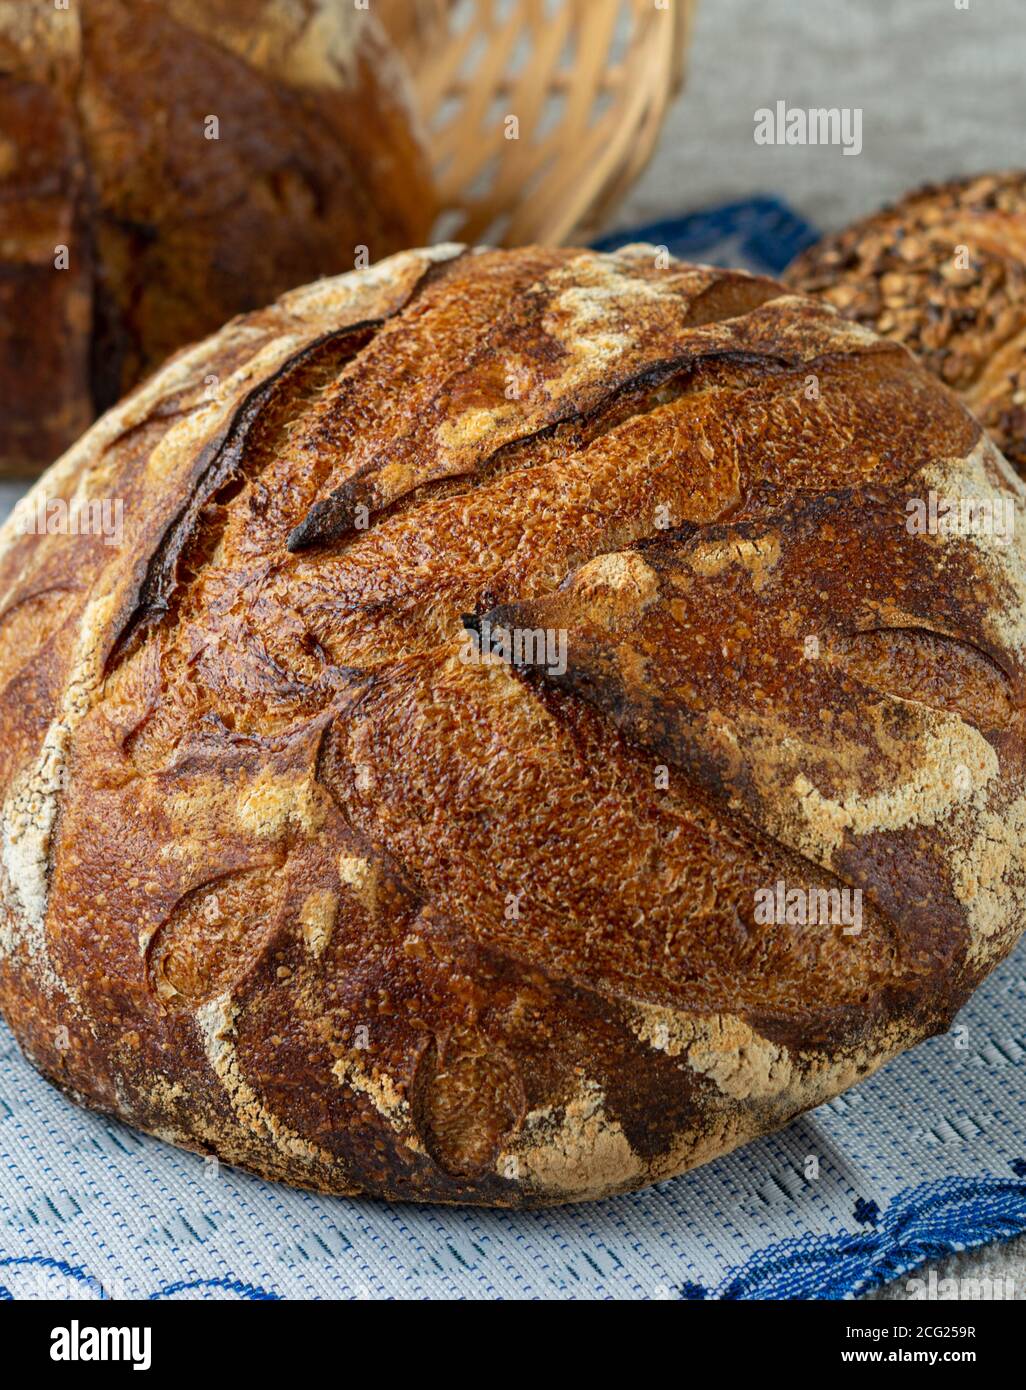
[786,172,1026,479]
[0,246,1024,1206]
[0,0,433,476]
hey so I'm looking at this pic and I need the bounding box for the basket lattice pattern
[383,0,695,247]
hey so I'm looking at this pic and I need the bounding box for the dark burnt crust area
[0,246,1023,1205]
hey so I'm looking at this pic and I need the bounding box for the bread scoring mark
[541,257,681,372]
[790,714,999,856]
[0,587,120,983]
[436,405,517,451]
[284,249,792,553]
[489,442,1025,991]
[627,1001,793,1101]
[237,767,330,840]
[288,360,743,582]
[950,794,1026,965]
[141,338,305,488]
[146,863,283,1007]
[0,250,357,974]
[576,550,661,600]
[0,324,242,591]
[280,242,465,320]
[107,328,377,669]
[104,245,463,669]
[300,888,337,959]
[683,533,782,591]
[332,1051,417,1140]
[412,1031,526,1178]
[196,992,333,1165]
[287,344,947,677]
[920,437,1026,658]
[324,636,910,1037]
[497,1080,642,1201]
[829,626,1016,729]
[0,585,80,699]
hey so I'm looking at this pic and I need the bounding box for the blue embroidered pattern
[591,196,820,276]
[708,1174,1026,1300]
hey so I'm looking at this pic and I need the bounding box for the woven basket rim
[383,0,697,247]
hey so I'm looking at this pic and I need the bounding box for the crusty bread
[0,246,1024,1206]
[786,172,1026,479]
[0,0,433,477]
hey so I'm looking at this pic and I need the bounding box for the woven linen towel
[2,200,1025,1301]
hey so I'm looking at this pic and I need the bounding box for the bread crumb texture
[0,244,1023,1204]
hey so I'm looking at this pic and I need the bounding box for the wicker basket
[382,0,696,247]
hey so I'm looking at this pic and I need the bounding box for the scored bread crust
[786,172,1026,480]
[0,245,1024,1206]
[0,0,433,476]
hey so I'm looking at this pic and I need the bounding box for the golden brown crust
[0,245,1024,1206]
[0,0,433,477]
[786,171,1026,479]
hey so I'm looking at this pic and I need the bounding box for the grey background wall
[619,0,1025,235]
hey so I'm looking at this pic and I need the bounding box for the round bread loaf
[0,0,432,476]
[786,172,1026,479]
[0,245,1024,1206]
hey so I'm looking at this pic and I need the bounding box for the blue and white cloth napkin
[2,201,1025,1301]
